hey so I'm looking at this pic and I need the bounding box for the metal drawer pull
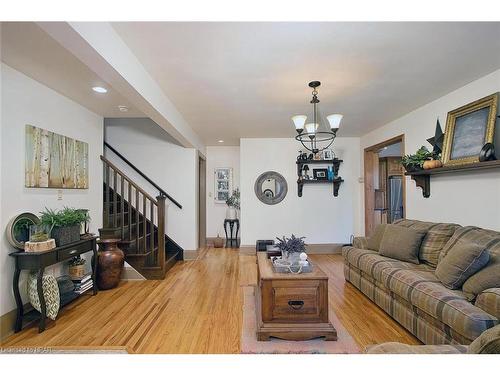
[69,250,78,255]
[288,300,304,310]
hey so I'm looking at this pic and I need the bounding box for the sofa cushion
[366,342,468,354]
[379,225,426,264]
[467,324,500,354]
[435,239,490,289]
[367,224,387,251]
[343,246,431,281]
[439,226,500,264]
[463,259,500,301]
[475,288,500,319]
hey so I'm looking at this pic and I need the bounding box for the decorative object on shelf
[442,93,498,166]
[427,118,445,155]
[27,272,60,320]
[401,146,433,172]
[275,234,307,265]
[213,235,224,248]
[423,159,443,170]
[297,150,308,162]
[327,166,335,181]
[302,165,310,179]
[313,168,328,180]
[25,125,89,189]
[96,238,124,290]
[323,149,335,160]
[29,224,50,242]
[313,152,322,161]
[214,167,233,203]
[24,239,56,253]
[292,81,343,154]
[40,207,90,246]
[68,256,86,280]
[479,143,497,162]
[225,188,240,219]
[254,171,288,205]
[6,212,41,250]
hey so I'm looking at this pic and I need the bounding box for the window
[214,168,233,203]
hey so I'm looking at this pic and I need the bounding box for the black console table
[9,236,98,333]
[223,219,240,248]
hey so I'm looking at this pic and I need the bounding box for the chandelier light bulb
[305,123,318,134]
[291,115,307,131]
[327,114,343,130]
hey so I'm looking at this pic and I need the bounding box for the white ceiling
[112,22,500,146]
[1,22,144,118]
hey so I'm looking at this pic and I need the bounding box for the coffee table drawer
[261,279,328,323]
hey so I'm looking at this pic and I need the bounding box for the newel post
[156,195,167,268]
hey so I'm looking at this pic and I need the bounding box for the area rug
[241,286,360,354]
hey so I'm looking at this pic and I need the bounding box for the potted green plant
[225,188,240,220]
[40,207,90,246]
[275,234,307,264]
[401,146,433,173]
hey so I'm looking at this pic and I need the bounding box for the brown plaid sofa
[343,219,500,345]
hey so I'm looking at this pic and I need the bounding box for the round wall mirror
[6,212,41,250]
[254,171,288,205]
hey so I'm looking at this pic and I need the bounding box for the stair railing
[101,156,165,268]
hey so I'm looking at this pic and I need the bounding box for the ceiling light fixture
[218,140,224,143]
[92,86,107,93]
[292,81,343,154]
[118,105,129,112]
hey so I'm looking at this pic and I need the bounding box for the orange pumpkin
[423,160,442,169]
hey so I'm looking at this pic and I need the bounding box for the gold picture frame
[441,93,498,166]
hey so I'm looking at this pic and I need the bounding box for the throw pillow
[467,324,500,354]
[435,239,490,289]
[462,258,500,301]
[378,225,426,264]
[367,224,387,251]
[28,272,60,320]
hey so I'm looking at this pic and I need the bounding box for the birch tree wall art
[25,125,89,189]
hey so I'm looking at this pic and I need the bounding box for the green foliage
[225,188,240,210]
[275,234,307,254]
[68,256,86,267]
[401,146,433,169]
[40,207,90,230]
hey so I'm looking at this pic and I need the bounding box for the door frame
[198,153,207,248]
[364,134,406,237]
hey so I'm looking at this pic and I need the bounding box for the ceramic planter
[51,224,80,247]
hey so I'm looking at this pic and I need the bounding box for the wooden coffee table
[255,252,337,341]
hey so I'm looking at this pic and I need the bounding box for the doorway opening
[364,135,405,237]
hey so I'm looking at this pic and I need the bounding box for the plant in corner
[225,188,240,220]
[401,146,433,172]
[40,207,90,246]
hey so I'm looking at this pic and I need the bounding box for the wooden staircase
[99,154,183,279]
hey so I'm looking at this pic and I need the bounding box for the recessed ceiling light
[118,105,129,112]
[218,140,224,143]
[92,86,107,93]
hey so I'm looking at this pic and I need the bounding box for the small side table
[223,219,240,248]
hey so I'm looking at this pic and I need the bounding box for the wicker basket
[69,264,86,280]
[52,224,80,247]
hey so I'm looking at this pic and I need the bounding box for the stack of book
[73,273,93,294]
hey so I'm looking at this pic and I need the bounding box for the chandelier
[292,81,343,154]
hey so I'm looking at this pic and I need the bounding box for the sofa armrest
[475,288,500,319]
[352,236,369,250]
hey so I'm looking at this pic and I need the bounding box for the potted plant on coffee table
[40,207,90,246]
[275,234,307,264]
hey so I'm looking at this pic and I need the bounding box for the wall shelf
[296,158,344,197]
[405,159,500,198]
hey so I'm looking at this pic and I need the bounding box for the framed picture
[442,93,498,166]
[313,168,328,180]
[214,167,233,203]
[322,149,334,160]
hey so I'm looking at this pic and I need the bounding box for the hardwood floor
[1,248,419,353]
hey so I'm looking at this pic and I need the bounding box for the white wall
[205,146,240,238]
[104,118,198,251]
[1,64,103,316]
[359,69,500,234]
[240,138,361,246]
